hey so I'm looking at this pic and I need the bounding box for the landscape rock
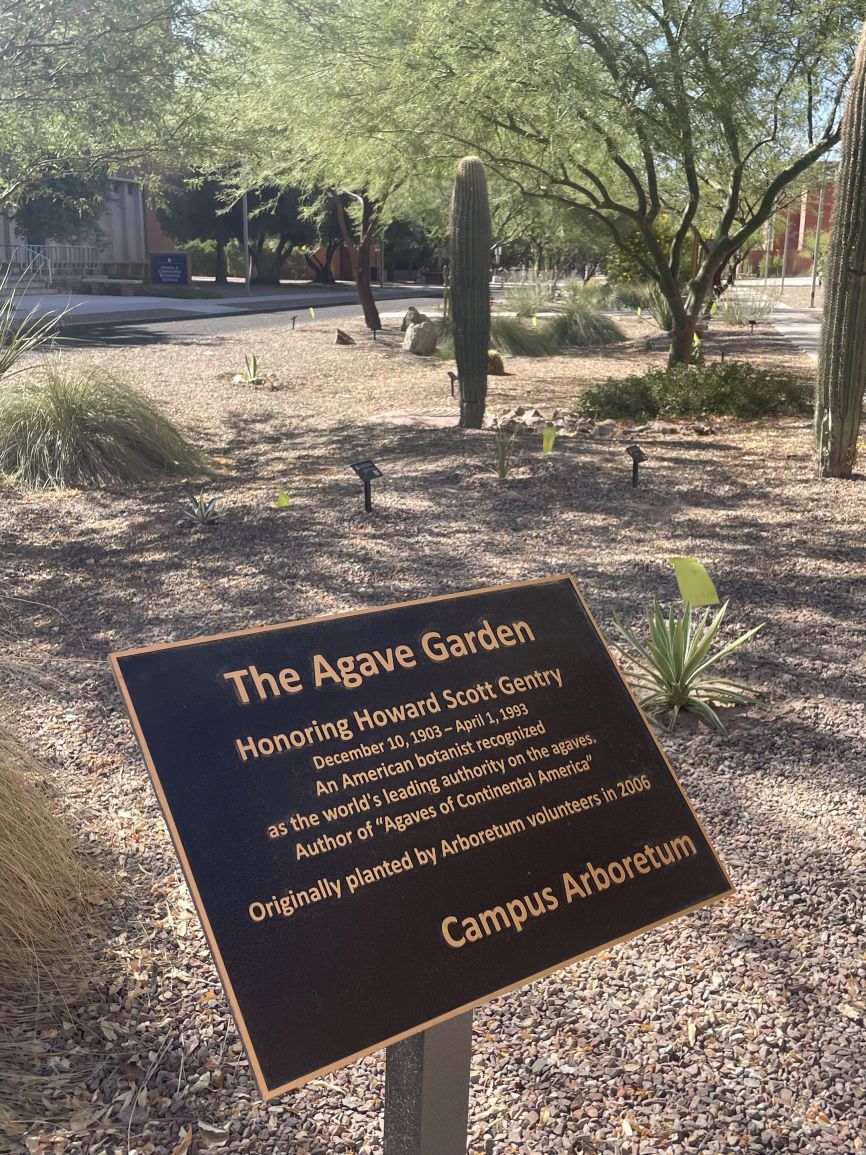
[400,307,431,331]
[402,321,438,356]
[334,328,355,345]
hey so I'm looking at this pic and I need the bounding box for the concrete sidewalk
[770,302,822,363]
[11,284,443,328]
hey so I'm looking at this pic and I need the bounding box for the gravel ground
[1,312,864,1155]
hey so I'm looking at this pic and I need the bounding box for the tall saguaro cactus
[816,23,866,478]
[450,157,491,429]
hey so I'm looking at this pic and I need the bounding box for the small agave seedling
[178,488,222,527]
[610,601,764,733]
[242,354,261,382]
[493,423,517,479]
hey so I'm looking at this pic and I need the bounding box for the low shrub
[0,361,212,488]
[576,361,812,420]
[544,308,625,347]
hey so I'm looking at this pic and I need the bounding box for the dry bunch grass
[0,721,95,996]
[0,718,101,1131]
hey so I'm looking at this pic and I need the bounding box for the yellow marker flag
[636,306,642,318]
[531,315,538,327]
[309,307,316,320]
[542,425,557,453]
[668,557,719,606]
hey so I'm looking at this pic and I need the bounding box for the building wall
[98,178,147,267]
[1,177,148,274]
[744,180,835,276]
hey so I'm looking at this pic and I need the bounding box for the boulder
[401,306,431,331]
[402,321,438,356]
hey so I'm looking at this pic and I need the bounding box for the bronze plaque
[111,576,732,1099]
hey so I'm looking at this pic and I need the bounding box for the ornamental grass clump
[490,315,558,356]
[717,287,779,326]
[0,720,95,999]
[0,361,211,489]
[544,307,625,348]
[504,272,557,316]
[559,279,620,310]
[0,717,101,1128]
[611,601,764,733]
[438,315,557,358]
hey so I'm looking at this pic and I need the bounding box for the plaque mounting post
[383,1011,473,1155]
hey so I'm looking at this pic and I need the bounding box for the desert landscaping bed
[1,313,863,1155]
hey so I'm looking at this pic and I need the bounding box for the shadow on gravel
[60,324,233,348]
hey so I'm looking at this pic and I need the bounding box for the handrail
[0,243,101,284]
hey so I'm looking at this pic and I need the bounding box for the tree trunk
[271,237,292,284]
[816,21,866,478]
[667,266,716,366]
[332,190,381,330]
[667,314,698,365]
[215,222,228,285]
[250,235,266,281]
[352,242,382,330]
[305,246,338,284]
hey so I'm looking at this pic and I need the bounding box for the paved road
[58,293,443,347]
[770,304,821,363]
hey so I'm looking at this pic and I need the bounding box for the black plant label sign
[111,576,733,1099]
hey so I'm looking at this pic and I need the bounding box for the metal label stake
[384,1012,473,1155]
[351,459,383,512]
[626,443,647,487]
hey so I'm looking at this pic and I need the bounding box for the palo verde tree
[816,22,866,478]
[294,0,861,362]
[0,0,196,209]
[186,0,419,329]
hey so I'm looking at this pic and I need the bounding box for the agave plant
[610,601,764,733]
[178,488,222,526]
[492,423,517,478]
[0,272,66,383]
[242,353,261,382]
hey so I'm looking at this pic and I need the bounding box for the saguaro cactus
[816,23,866,478]
[449,157,491,429]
